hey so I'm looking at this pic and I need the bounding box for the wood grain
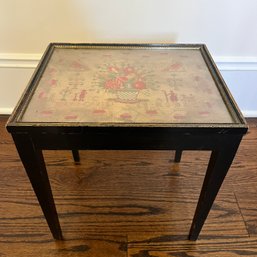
[0,115,257,256]
[128,234,257,257]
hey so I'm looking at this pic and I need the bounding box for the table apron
[28,133,243,151]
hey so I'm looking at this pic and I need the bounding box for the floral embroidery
[120,113,132,120]
[49,79,57,86]
[99,64,152,92]
[163,62,184,72]
[21,48,234,124]
[41,110,53,116]
[93,109,106,114]
[96,64,155,103]
[101,65,149,91]
[65,115,78,120]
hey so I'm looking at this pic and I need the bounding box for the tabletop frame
[7,43,247,129]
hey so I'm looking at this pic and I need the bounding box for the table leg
[12,134,63,240]
[72,149,80,163]
[174,150,182,163]
[188,137,242,240]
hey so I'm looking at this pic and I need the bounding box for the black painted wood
[174,150,182,163]
[72,150,80,163]
[12,133,63,240]
[188,134,243,240]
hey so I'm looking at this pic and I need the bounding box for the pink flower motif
[108,66,119,73]
[41,110,53,116]
[116,76,128,87]
[71,61,87,70]
[38,91,46,99]
[65,115,78,120]
[105,79,121,89]
[102,64,151,92]
[164,63,183,72]
[49,79,57,86]
[123,66,135,75]
[134,79,145,90]
[79,90,87,101]
[120,113,132,120]
[168,91,178,102]
[93,109,106,114]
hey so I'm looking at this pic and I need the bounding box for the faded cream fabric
[21,47,233,124]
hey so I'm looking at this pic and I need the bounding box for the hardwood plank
[0,115,13,144]
[0,234,127,257]
[128,233,257,257]
[1,148,213,193]
[0,183,247,234]
[234,185,257,237]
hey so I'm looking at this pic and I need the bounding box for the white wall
[1,0,257,116]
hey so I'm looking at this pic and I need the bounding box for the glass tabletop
[20,46,234,124]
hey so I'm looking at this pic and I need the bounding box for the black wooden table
[6,43,248,240]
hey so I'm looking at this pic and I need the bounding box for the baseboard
[243,110,257,117]
[0,108,13,115]
[214,56,257,71]
[0,53,257,71]
[0,53,42,68]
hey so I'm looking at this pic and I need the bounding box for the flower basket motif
[116,90,139,103]
[97,64,155,103]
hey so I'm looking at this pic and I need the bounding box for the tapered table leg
[72,149,80,163]
[188,136,242,240]
[174,150,182,163]
[12,134,63,240]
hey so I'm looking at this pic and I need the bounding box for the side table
[6,43,248,240]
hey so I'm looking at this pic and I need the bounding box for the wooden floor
[0,115,257,257]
